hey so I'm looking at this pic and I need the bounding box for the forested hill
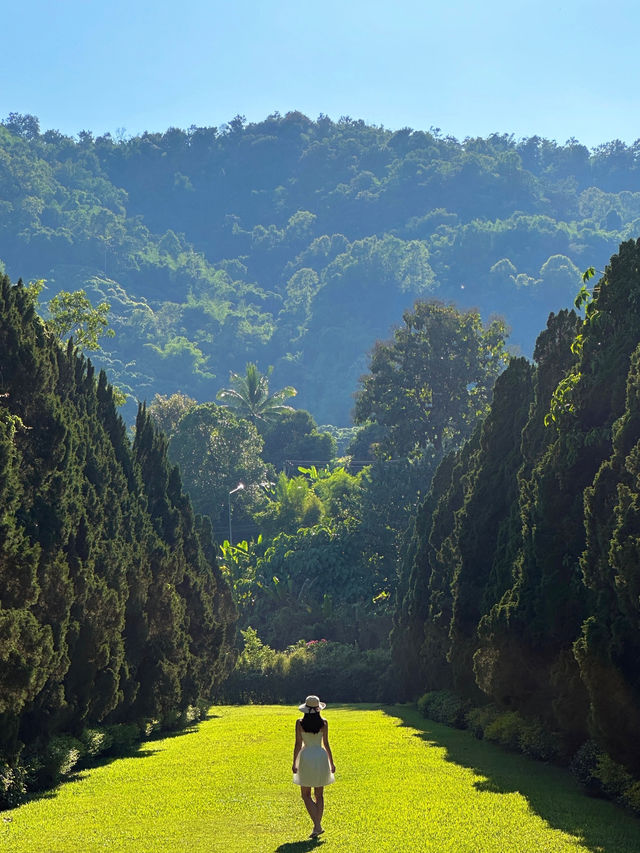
[2,112,640,423]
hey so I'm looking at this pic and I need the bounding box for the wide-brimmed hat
[299,694,326,712]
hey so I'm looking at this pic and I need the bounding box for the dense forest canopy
[5,105,640,815]
[1,112,639,423]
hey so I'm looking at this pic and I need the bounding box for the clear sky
[2,0,640,149]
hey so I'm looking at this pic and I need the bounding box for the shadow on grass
[145,725,199,742]
[12,726,202,813]
[382,704,640,853]
[275,839,325,852]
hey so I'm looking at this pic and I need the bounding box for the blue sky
[2,0,640,148]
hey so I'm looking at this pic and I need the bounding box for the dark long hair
[300,711,325,733]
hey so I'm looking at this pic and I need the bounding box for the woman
[292,695,336,838]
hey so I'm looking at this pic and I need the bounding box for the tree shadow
[11,726,203,813]
[382,705,640,853]
[275,839,325,852]
[13,742,164,811]
[145,725,199,742]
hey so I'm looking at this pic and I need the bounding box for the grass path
[3,704,640,852]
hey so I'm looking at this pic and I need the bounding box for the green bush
[517,718,561,762]
[464,705,560,760]
[594,753,634,799]
[104,724,141,757]
[622,780,640,815]
[417,691,470,728]
[80,727,113,759]
[160,705,203,731]
[465,704,500,739]
[570,740,640,814]
[218,630,395,704]
[142,718,161,737]
[484,711,525,750]
[570,740,607,796]
[0,760,29,809]
[33,735,85,788]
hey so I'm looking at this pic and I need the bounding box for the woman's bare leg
[300,786,317,827]
[312,787,324,834]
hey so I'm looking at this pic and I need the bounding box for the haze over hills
[1,111,639,424]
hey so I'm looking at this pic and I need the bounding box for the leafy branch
[545,266,603,427]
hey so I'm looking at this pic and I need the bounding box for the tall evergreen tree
[0,274,236,763]
[576,342,640,770]
[448,358,534,698]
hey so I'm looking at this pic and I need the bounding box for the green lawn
[3,704,640,852]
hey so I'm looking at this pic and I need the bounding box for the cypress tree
[479,241,640,743]
[390,452,457,697]
[474,309,584,730]
[448,357,534,698]
[0,275,236,764]
[576,342,640,770]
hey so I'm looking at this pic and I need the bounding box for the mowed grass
[3,704,640,852]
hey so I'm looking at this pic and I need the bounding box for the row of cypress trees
[392,238,640,773]
[0,276,236,765]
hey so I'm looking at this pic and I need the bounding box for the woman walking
[292,695,335,838]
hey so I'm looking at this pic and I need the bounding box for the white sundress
[293,727,335,787]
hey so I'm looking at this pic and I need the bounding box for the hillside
[1,112,639,423]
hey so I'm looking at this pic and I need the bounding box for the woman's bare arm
[322,720,335,772]
[292,719,303,772]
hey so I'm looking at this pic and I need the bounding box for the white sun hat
[298,694,326,712]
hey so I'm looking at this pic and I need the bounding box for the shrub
[594,753,634,799]
[517,718,561,762]
[465,704,500,739]
[622,781,640,815]
[32,735,85,788]
[142,718,161,737]
[463,705,560,760]
[570,740,607,796]
[0,760,29,809]
[161,705,204,731]
[570,741,640,814]
[80,727,113,759]
[104,724,141,756]
[217,630,394,704]
[417,691,470,728]
[161,710,182,731]
[484,711,525,750]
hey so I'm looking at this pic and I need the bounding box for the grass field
[2,704,640,852]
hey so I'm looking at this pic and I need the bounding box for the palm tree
[217,362,297,423]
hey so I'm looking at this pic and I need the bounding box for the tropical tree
[253,471,325,540]
[167,402,268,535]
[259,408,335,470]
[148,391,197,438]
[217,362,296,423]
[47,289,115,351]
[354,301,508,458]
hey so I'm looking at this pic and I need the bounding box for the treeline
[392,239,640,793]
[2,112,640,423]
[0,276,235,802]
